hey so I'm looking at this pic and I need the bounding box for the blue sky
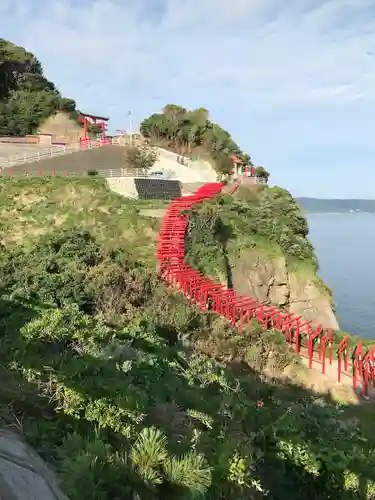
[1,0,375,198]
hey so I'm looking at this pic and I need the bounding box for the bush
[125,144,158,174]
[0,222,373,499]
[185,186,318,282]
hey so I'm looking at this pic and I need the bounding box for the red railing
[156,182,375,398]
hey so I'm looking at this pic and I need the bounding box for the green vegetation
[296,197,375,214]
[124,144,158,173]
[0,177,157,258]
[140,104,252,174]
[186,184,317,281]
[0,39,81,136]
[1,41,375,498]
[0,178,375,499]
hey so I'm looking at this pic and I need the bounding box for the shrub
[125,144,158,174]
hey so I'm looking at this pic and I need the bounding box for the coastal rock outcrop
[231,249,339,330]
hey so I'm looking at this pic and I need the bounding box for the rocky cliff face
[231,249,339,330]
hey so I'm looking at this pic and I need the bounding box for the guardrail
[0,138,113,169]
[96,168,177,179]
[0,167,179,180]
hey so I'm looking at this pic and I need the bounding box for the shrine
[78,111,110,147]
[231,154,255,182]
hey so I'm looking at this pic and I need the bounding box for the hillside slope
[3,145,126,176]
[0,177,158,258]
[1,178,374,499]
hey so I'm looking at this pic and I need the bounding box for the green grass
[0,177,160,261]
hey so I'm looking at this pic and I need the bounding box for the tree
[255,166,270,181]
[139,103,256,176]
[163,104,186,121]
[0,39,79,136]
[125,144,158,174]
[240,153,252,165]
[186,107,209,127]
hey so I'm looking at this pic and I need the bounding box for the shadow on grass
[0,297,372,500]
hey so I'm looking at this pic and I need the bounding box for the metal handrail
[97,169,179,180]
[0,139,112,168]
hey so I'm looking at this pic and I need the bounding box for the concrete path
[139,208,166,218]
[288,348,375,405]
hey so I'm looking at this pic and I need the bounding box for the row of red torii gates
[72,112,375,396]
[156,181,375,399]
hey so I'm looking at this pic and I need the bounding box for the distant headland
[296,197,375,214]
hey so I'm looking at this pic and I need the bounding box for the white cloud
[1,0,375,196]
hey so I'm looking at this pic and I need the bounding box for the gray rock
[0,430,68,500]
[232,249,339,330]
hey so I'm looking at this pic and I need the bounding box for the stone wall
[0,136,40,144]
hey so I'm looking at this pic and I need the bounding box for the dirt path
[285,352,375,405]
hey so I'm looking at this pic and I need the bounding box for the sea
[307,213,375,339]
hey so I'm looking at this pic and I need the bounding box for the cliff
[186,183,339,330]
[231,250,339,330]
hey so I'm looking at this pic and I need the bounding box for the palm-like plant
[163,452,212,498]
[131,427,168,487]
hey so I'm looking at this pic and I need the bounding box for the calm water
[307,213,375,338]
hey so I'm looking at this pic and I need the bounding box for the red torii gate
[78,111,110,146]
